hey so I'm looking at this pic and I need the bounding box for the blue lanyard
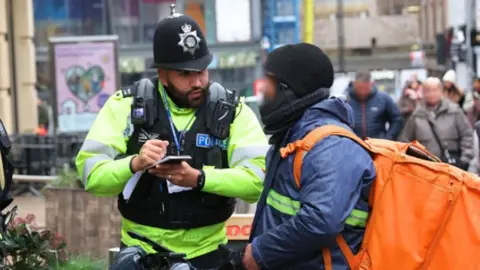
[160,88,182,154]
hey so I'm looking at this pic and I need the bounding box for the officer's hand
[131,140,169,172]
[148,161,199,188]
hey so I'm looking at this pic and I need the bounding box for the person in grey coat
[398,77,473,170]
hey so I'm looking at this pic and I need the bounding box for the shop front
[34,0,263,101]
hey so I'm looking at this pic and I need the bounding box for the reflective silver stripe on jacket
[80,140,120,185]
[236,160,265,182]
[230,146,270,166]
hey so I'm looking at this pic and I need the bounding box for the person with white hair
[442,69,465,108]
[398,77,473,170]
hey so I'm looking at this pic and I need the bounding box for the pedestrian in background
[398,79,423,123]
[346,70,404,140]
[463,77,480,126]
[443,69,466,109]
[399,77,473,171]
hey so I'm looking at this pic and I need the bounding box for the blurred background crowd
[346,69,480,174]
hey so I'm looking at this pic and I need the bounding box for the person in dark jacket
[242,43,376,270]
[346,70,404,140]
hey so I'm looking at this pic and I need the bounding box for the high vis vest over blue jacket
[250,97,376,269]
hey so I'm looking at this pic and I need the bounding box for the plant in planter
[0,213,68,270]
[48,164,83,189]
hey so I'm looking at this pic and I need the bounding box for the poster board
[49,35,119,133]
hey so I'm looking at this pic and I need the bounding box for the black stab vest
[117,82,236,229]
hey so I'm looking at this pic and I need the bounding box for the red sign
[226,224,251,240]
[225,214,254,240]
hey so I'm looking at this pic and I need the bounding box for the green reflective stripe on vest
[266,190,368,226]
[266,189,300,216]
[345,209,369,228]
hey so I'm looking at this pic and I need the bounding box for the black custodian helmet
[150,4,213,71]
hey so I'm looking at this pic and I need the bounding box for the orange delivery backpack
[279,124,480,270]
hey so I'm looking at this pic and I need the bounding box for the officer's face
[159,69,209,108]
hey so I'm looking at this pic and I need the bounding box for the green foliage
[0,214,107,270]
[56,255,107,270]
[48,164,83,189]
[0,214,68,270]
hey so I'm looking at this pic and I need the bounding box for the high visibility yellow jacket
[75,82,268,259]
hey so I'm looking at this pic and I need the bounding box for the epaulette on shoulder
[113,86,136,100]
[121,86,135,98]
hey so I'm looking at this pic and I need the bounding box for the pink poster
[53,41,117,132]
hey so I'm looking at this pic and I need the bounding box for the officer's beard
[164,78,207,109]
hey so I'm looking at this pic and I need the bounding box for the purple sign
[53,41,117,132]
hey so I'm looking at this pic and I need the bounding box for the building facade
[309,0,425,99]
[314,0,422,72]
[35,0,264,99]
[420,0,480,88]
[0,0,38,133]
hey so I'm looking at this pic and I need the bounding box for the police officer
[75,5,268,269]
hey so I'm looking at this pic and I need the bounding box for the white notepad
[122,172,142,201]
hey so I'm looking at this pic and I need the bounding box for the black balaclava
[259,43,334,145]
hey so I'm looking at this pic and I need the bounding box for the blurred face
[474,80,480,92]
[444,81,453,89]
[353,80,372,100]
[423,83,443,106]
[255,74,278,105]
[159,69,209,108]
[410,81,419,90]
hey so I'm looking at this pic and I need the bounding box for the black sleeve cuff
[129,155,138,173]
[195,169,206,190]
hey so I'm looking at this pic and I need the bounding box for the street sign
[450,42,466,62]
[261,36,271,50]
[409,50,425,67]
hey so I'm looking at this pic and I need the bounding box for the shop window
[377,0,422,15]
[215,0,251,43]
[184,0,216,44]
[140,0,175,42]
[209,68,256,95]
[110,0,141,44]
[109,0,185,44]
[315,0,369,18]
[33,0,108,46]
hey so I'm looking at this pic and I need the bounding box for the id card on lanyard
[159,86,195,194]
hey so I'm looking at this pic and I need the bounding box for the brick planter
[44,186,121,258]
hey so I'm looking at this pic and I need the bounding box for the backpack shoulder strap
[280,124,372,189]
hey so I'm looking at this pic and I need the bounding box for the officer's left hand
[242,244,260,270]
[148,161,199,188]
